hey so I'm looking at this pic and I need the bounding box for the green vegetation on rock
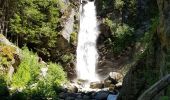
[1,0,170,99]
[0,44,67,99]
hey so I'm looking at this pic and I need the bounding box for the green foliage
[10,47,67,99]
[0,44,17,74]
[113,24,134,53]
[22,62,66,99]
[61,53,74,63]
[140,17,159,45]
[0,45,67,99]
[47,62,67,85]
[9,0,68,51]
[115,0,124,10]
[70,32,77,44]
[0,45,16,61]
[104,18,134,54]
[12,47,41,88]
[9,0,75,64]
[10,0,62,38]
[160,96,170,100]
[115,24,134,38]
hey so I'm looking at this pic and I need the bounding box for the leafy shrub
[47,63,67,85]
[61,53,74,63]
[26,63,67,99]
[10,47,67,99]
[104,18,134,54]
[12,47,41,88]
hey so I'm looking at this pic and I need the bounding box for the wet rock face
[118,61,147,100]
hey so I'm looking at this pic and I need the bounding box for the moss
[0,45,17,70]
[70,32,77,44]
[0,45,16,60]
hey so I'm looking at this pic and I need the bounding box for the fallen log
[138,74,170,100]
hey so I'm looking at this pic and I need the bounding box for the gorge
[0,0,170,99]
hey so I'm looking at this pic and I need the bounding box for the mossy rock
[0,45,16,60]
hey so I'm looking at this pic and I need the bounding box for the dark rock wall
[156,0,170,96]
[118,0,170,99]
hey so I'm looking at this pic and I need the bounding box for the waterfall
[76,0,99,82]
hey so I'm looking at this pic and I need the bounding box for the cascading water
[76,0,99,82]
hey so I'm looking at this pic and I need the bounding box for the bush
[25,63,67,99]
[10,47,67,99]
[104,18,134,54]
[12,47,41,88]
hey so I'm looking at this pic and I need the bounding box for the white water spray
[76,0,99,82]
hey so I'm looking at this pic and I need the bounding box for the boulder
[115,82,122,89]
[67,85,78,93]
[104,80,112,88]
[90,82,104,89]
[109,72,123,83]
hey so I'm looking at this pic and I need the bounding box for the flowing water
[76,0,99,82]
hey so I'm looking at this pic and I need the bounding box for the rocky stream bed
[59,72,122,100]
